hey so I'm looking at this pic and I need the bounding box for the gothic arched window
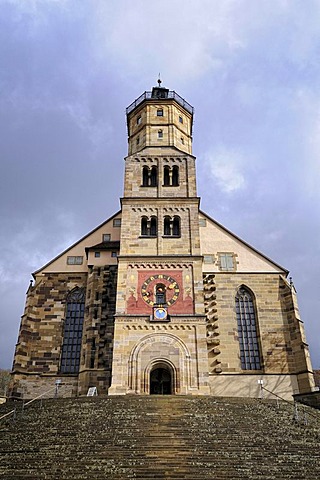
[60,287,85,374]
[235,286,262,370]
[172,165,179,186]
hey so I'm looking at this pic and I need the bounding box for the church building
[11,83,315,400]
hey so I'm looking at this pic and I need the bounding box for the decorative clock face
[141,274,180,306]
[154,307,168,320]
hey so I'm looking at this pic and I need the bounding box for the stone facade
[11,84,315,400]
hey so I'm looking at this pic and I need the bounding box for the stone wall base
[208,373,299,402]
[10,373,79,400]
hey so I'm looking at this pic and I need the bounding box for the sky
[0,0,319,370]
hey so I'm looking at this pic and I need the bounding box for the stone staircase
[0,396,320,479]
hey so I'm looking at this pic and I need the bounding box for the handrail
[261,385,320,423]
[0,384,65,422]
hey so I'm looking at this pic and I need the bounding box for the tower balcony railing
[126,91,194,115]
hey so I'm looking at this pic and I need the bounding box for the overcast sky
[0,0,319,370]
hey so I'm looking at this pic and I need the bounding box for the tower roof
[126,88,194,116]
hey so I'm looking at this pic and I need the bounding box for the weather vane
[157,73,162,87]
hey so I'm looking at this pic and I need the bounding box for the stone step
[1,396,320,479]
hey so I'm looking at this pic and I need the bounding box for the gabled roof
[200,209,288,275]
[32,210,121,277]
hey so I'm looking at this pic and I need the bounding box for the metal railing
[126,90,194,115]
[260,384,320,426]
[0,382,66,424]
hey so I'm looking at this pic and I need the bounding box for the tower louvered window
[60,288,85,374]
[236,287,262,370]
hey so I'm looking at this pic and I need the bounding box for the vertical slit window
[236,287,262,370]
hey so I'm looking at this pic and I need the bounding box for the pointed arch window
[236,286,262,370]
[60,288,85,374]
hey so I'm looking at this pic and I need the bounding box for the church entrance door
[150,367,172,395]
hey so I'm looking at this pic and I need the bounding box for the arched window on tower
[155,284,166,305]
[141,216,157,237]
[142,166,149,187]
[150,216,157,236]
[60,287,85,374]
[172,216,181,236]
[163,165,179,186]
[163,166,170,186]
[141,216,148,236]
[235,286,262,370]
[164,216,171,236]
[150,166,158,187]
[172,165,179,186]
[163,216,181,237]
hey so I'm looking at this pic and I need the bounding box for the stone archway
[127,333,193,395]
[150,362,173,395]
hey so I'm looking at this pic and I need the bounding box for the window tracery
[60,287,85,374]
[235,286,262,370]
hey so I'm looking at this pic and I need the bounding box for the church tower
[109,83,210,395]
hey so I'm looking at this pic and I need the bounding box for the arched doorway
[150,365,172,395]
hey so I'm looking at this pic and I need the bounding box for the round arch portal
[149,362,174,395]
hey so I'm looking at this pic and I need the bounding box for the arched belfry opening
[150,363,173,395]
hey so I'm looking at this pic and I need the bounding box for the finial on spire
[157,73,162,88]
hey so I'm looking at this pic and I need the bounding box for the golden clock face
[141,274,180,306]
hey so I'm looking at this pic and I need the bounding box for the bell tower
[109,82,209,396]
